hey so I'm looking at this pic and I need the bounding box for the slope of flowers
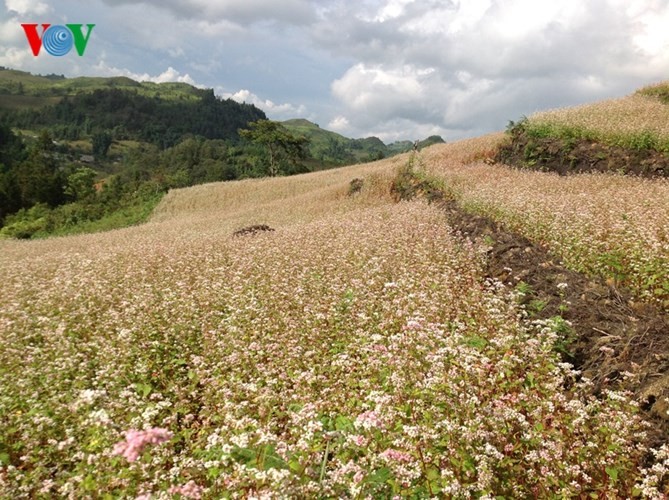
[0,164,665,497]
[527,91,669,151]
[424,142,669,306]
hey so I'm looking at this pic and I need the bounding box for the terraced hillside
[1,86,669,498]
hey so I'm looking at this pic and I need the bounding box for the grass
[40,194,164,238]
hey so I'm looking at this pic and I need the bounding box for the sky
[2,0,669,143]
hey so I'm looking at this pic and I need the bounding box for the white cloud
[0,45,32,68]
[3,0,669,142]
[321,0,669,140]
[328,115,350,132]
[90,61,201,86]
[5,0,50,15]
[101,0,314,25]
[221,88,307,119]
[331,63,436,121]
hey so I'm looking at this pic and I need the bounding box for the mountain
[0,68,266,148]
[281,118,445,165]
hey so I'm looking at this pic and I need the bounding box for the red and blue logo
[21,24,95,56]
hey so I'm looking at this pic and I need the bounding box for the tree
[239,120,309,176]
[92,131,112,159]
[65,166,97,202]
[11,130,64,209]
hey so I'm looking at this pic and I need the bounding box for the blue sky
[2,0,669,142]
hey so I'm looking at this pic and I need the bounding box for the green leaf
[134,382,152,398]
[0,452,10,465]
[426,466,440,481]
[366,467,391,485]
[605,466,619,482]
[82,474,96,491]
[335,415,354,432]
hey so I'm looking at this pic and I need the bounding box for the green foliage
[3,86,266,149]
[0,203,51,239]
[636,82,669,104]
[281,119,443,166]
[391,153,447,203]
[65,166,96,202]
[92,131,112,158]
[508,114,669,153]
[13,132,66,208]
[239,120,310,176]
[0,190,164,239]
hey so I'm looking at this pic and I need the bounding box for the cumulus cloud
[318,0,669,140]
[3,0,669,143]
[221,88,307,119]
[91,61,201,86]
[5,0,51,15]
[328,115,350,132]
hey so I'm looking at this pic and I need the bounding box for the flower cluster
[423,143,669,305]
[112,428,173,462]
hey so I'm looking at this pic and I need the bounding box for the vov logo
[21,24,95,57]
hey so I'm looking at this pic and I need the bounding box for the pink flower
[112,428,173,462]
[355,410,384,430]
[404,320,422,331]
[168,480,204,499]
[379,448,412,462]
[350,434,367,446]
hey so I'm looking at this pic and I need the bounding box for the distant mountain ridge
[281,118,445,164]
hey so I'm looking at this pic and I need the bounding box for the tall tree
[14,131,65,208]
[239,120,309,176]
[92,131,112,159]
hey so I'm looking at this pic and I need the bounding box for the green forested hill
[281,118,445,164]
[0,69,266,148]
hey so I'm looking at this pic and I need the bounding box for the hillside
[0,68,205,107]
[282,118,445,165]
[1,81,669,497]
[0,69,266,148]
[497,82,669,177]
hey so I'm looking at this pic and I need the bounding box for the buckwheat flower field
[1,143,667,497]
[525,85,669,151]
[423,139,669,306]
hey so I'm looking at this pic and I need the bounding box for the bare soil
[495,129,669,178]
[391,169,669,448]
[232,224,275,237]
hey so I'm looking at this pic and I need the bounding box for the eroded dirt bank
[390,168,669,447]
[495,127,669,178]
